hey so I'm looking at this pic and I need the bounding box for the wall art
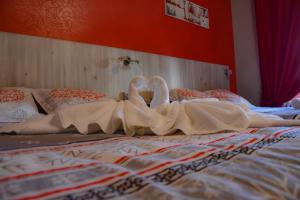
[165,0,209,29]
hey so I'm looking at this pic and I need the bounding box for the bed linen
[0,127,299,200]
[3,98,300,136]
[284,92,300,109]
[251,106,300,120]
[2,75,300,135]
[0,123,17,129]
[0,132,124,151]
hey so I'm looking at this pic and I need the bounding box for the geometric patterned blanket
[1,127,300,200]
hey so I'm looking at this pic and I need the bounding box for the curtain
[255,0,300,106]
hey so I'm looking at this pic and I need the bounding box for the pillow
[284,92,300,108]
[204,89,254,107]
[170,88,212,101]
[0,87,40,122]
[32,88,106,113]
[291,99,300,109]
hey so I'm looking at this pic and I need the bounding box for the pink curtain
[255,0,300,106]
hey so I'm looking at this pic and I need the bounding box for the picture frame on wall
[165,0,209,29]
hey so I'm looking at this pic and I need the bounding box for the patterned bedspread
[1,127,300,200]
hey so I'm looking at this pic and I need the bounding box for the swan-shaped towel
[1,76,300,135]
[128,76,169,108]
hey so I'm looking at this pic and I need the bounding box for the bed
[1,86,300,200]
[1,88,300,200]
[1,32,300,200]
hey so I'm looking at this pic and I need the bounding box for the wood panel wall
[0,32,230,98]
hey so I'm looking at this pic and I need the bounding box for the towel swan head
[128,76,169,108]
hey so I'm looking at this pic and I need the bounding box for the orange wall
[0,0,236,90]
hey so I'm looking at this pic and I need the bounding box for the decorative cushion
[0,87,40,122]
[170,88,212,101]
[204,89,254,107]
[32,88,106,113]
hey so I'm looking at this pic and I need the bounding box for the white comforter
[1,76,300,135]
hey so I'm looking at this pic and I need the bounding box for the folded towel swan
[1,76,300,135]
[128,76,169,108]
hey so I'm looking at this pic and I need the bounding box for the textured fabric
[0,87,41,122]
[251,106,300,120]
[2,77,300,135]
[291,98,300,109]
[0,122,17,129]
[32,88,106,113]
[0,127,299,200]
[128,76,169,108]
[170,88,254,107]
[169,88,211,101]
[1,92,300,136]
[0,132,124,151]
[255,0,300,106]
[284,92,300,108]
[204,89,254,107]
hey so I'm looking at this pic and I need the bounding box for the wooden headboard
[0,32,230,98]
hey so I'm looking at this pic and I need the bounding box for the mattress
[0,127,300,200]
[251,106,300,119]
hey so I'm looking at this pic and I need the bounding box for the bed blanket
[0,127,300,200]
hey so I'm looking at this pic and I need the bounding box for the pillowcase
[32,88,106,113]
[170,88,212,101]
[284,92,300,108]
[204,89,254,107]
[0,87,40,122]
[291,99,300,109]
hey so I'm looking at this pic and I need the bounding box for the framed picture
[165,0,209,29]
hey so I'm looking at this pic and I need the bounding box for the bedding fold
[1,76,300,135]
[1,98,300,135]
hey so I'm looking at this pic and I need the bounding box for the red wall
[0,0,236,90]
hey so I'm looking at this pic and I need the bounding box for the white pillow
[283,93,300,108]
[291,98,300,109]
[0,87,40,122]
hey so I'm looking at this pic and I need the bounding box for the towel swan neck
[149,76,169,108]
[128,76,149,107]
[128,75,170,108]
